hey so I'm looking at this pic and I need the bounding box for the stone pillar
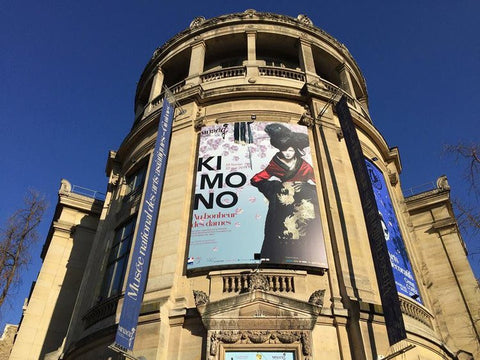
[185,41,206,86]
[148,66,164,104]
[245,31,259,79]
[247,31,256,62]
[311,114,346,312]
[336,63,355,97]
[299,38,319,83]
[333,317,354,360]
[358,96,370,116]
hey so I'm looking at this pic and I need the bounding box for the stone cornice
[404,188,450,212]
[58,192,103,215]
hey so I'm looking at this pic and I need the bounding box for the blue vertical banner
[113,98,174,352]
[365,159,422,302]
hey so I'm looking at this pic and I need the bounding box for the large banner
[113,98,174,352]
[366,159,422,302]
[188,122,327,270]
[336,96,406,345]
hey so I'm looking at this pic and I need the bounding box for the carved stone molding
[196,290,320,330]
[110,173,120,186]
[297,14,313,26]
[244,9,256,17]
[194,116,205,131]
[59,179,72,194]
[399,295,433,328]
[193,290,209,306]
[436,175,450,190]
[336,127,344,140]
[190,16,206,29]
[247,273,270,292]
[298,106,314,128]
[198,278,320,359]
[207,329,312,360]
[194,107,205,131]
[308,289,325,307]
[388,171,399,186]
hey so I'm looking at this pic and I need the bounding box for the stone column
[358,96,370,116]
[299,38,319,83]
[185,40,206,86]
[311,112,346,312]
[247,31,256,62]
[148,66,164,104]
[336,63,355,97]
[245,30,259,79]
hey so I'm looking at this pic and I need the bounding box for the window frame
[124,162,147,202]
[100,216,137,299]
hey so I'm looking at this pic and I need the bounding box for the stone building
[9,10,479,360]
[0,324,18,360]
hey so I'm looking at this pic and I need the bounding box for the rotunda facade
[9,10,479,360]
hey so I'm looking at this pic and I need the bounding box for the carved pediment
[196,290,321,331]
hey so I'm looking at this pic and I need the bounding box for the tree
[0,190,47,310]
[445,143,480,263]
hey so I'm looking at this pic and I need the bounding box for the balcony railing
[136,65,370,125]
[321,79,356,105]
[258,66,306,81]
[82,295,121,328]
[170,79,186,94]
[150,79,186,108]
[71,185,105,201]
[403,181,437,197]
[399,295,433,328]
[222,272,295,293]
[201,66,246,82]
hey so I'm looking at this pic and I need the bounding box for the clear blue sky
[1,0,479,330]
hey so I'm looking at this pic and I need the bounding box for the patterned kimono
[251,153,322,267]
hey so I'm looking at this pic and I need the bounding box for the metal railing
[82,295,121,328]
[403,181,437,197]
[71,185,105,201]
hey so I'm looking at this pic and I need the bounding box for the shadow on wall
[40,200,103,359]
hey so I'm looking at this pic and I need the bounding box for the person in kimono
[251,123,322,266]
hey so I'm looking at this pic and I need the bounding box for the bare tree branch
[453,198,480,252]
[0,190,47,310]
[444,143,480,196]
[445,142,480,275]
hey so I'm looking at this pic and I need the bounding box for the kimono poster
[188,122,327,270]
[365,159,422,303]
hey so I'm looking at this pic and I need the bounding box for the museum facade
[9,10,480,360]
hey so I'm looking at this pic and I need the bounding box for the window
[100,217,136,298]
[125,165,147,201]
